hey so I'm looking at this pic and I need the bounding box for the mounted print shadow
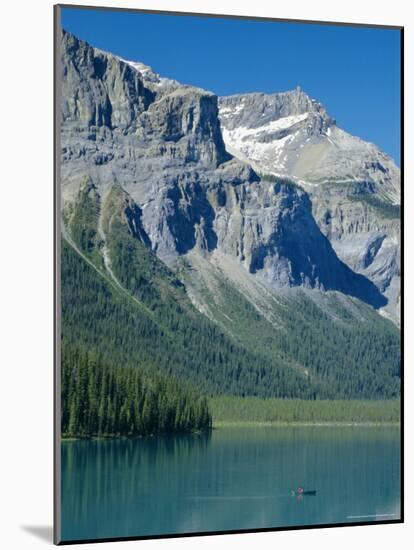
[54,4,403,545]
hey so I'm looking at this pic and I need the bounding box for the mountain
[219,90,401,323]
[61,183,400,399]
[59,30,400,399]
[219,89,400,202]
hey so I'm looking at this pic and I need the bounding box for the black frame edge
[54,3,62,546]
[57,519,403,546]
[399,25,404,524]
[57,3,403,30]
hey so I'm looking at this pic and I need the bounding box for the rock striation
[60,30,395,317]
[219,90,401,323]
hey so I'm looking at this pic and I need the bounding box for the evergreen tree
[61,343,212,438]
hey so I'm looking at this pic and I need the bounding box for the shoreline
[213,420,400,428]
[61,421,400,440]
[209,397,400,427]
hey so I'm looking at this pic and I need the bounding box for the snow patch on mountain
[221,126,296,172]
[218,90,401,323]
[220,113,309,136]
[219,92,400,205]
[120,58,180,89]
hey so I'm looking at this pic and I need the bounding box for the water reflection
[61,426,400,541]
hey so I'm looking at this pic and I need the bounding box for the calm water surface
[61,426,400,541]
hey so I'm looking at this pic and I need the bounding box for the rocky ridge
[219,91,401,323]
[60,30,396,325]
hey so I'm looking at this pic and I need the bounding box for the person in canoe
[291,487,317,496]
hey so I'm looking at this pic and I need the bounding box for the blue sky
[61,7,401,164]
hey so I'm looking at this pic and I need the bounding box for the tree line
[61,343,212,438]
[211,395,400,424]
[61,182,400,404]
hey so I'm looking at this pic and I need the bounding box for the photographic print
[54,5,402,544]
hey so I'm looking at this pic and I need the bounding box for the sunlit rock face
[60,30,398,319]
[219,91,400,323]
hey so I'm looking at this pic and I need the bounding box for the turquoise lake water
[61,425,401,541]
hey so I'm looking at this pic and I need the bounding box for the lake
[61,426,401,541]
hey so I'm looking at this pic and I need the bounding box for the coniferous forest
[61,343,211,437]
[60,184,401,437]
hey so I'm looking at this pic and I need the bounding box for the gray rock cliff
[219,91,401,323]
[60,30,391,315]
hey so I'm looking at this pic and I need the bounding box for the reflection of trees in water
[61,432,212,536]
[60,428,400,540]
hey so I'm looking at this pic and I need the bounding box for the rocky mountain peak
[218,88,334,132]
[61,29,156,131]
[118,58,180,91]
[61,30,231,168]
[218,86,400,323]
[60,29,399,320]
